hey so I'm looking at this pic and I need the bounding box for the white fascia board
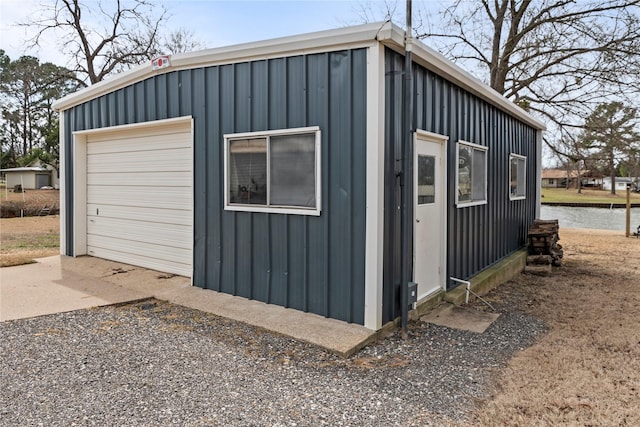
[53,22,394,112]
[376,24,547,132]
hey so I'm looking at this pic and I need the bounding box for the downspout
[400,0,414,337]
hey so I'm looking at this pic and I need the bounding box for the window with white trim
[456,141,488,206]
[509,154,526,200]
[224,127,321,216]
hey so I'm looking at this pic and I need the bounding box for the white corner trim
[72,133,88,256]
[535,132,543,218]
[59,112,66,256]
[364,43,386,331]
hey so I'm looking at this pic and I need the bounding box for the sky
[1,0,564,165]
[0,0,421,66]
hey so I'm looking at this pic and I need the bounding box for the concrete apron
[0,256,375,357]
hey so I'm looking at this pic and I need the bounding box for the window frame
[455,140,488,207]
[509,153,527,201]
[224,126,321,216]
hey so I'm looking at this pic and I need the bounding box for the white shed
[1,166,53,189]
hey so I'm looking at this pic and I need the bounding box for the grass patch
[2,233,59,250]
[0,216,60,267]
[542,187,640,204]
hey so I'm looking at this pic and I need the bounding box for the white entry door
[414,130,448,300]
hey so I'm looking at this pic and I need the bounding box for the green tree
[580,102,639,194]
[0,51,78,170]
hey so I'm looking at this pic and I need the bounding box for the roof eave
[52,22,391,112]
[53,20,545,132]
[376,24,546,131]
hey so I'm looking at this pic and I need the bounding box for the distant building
[602,177,638,191]
[0,160,59,190]
[541,168,602,189]
[541,169,581,188]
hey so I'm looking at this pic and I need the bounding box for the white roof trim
[53,21,545,130]
[0,167,51,173]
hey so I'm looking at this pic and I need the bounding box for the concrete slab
[0,256,375,356]
[0,256,151,321]
[420,303,500,333]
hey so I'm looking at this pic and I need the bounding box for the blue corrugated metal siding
[63,49,367,325]
[383,48,538,323]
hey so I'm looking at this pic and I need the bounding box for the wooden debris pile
[525,219,563,276]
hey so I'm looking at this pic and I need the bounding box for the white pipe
[450,277,471,304]
[451,276,496,311]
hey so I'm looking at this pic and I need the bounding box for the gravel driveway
[0,299,545,426]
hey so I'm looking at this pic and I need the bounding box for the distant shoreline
[541,202,640,208]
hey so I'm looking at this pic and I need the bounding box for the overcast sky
[0,0,437,66]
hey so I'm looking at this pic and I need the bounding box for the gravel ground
[0,299,546,426]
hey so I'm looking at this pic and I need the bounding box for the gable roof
[0,167,50,173]
[53,21,545,131]
[542,169,585,179]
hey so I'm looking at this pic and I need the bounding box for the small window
[224,127,321,215]
[417,155,436,205]
[510,154,526,200]
[456,141,487,207]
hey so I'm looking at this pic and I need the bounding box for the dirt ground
[470,228,640,426]
[0,216,60,267]
[1,217,639,424]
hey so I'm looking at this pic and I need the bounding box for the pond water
[540,205,640,231]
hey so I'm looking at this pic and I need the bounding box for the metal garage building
[54,22,545,331]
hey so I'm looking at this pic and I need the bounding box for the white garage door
[85,121,193,277]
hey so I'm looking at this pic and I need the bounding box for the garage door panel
[87,148,191,173]
[87,131,191,152]
[87,204,192,226]
[87,234,191,267]
[87,171,191,187]
[87,186,192,210]
[86,244,191,277]
[87,217,192,249]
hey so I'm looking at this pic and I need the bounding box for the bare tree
[429,2,639,97]
[352,0,401,24]
[357,0,640,161]
[554,134,590,193]
[422,0,640,150]
[25,0,168,86]
[162,28,204,55]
